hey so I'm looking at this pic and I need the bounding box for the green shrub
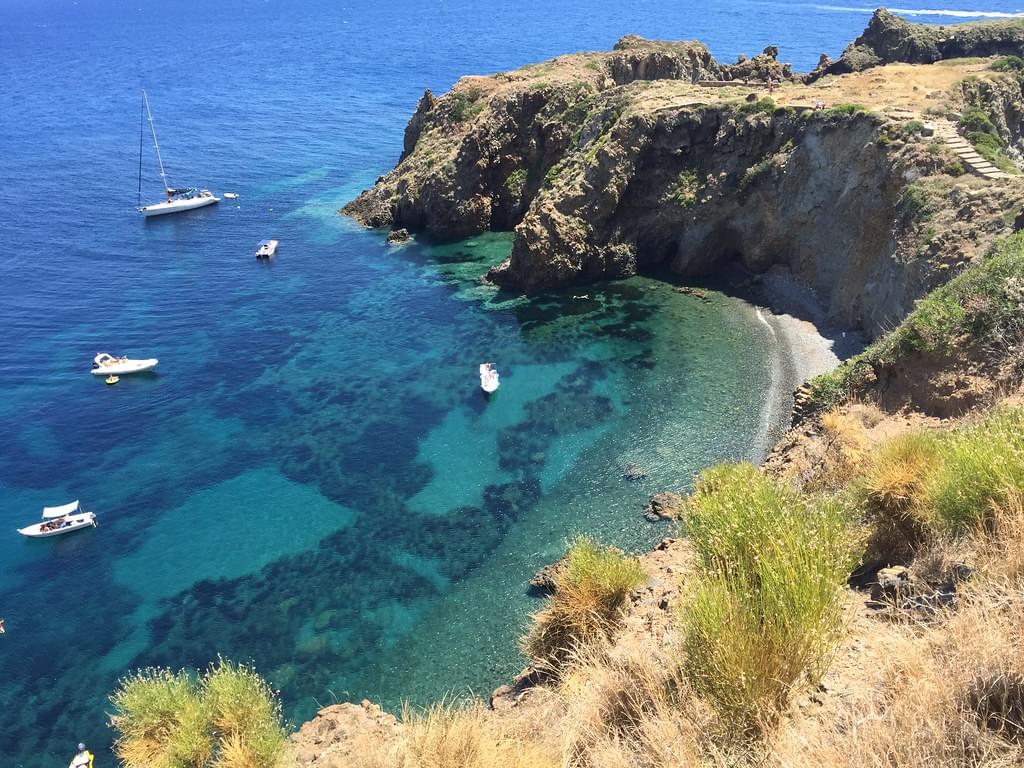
[903,119,925,136]
[110,669,213,768]
[899,183,931,221]
[826,103,868,116]
[523,537,646,673]
[504,169,527,199]
[681,464,856,733]
[960,106,997,137]
[448,88,484,122]
[110,660,288,768]
[925,409,1024,534]
[737,97,776,116]
[992,56,1024,72]
[740,157,774,192]
[665,168,701,207]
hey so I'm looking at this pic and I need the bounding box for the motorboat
[256,239,279,259]
[136,90,219,217]
[17,500,97,538]
[480,362,500,394]
[91,352,158,376]
[224,192,239,200]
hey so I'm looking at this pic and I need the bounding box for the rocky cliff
[343,17,1024,339]
[810,8,1024,80]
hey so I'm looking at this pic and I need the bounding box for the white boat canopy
[42,500,80,519]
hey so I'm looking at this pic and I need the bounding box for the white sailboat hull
[139,195,219,217]
[18,512,97,538]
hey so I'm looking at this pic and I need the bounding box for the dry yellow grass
[768,583,1024,766]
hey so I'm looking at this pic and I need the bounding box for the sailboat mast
[138,96,144,208]
[142,90,171,193]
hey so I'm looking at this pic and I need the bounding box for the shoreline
[744,266,865,461]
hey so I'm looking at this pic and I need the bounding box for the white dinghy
[479,362,500,394]
[136,90,219,217]
[91,352,159,376]
[18,500,97,538]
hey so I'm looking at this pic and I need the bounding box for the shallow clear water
[1,0,1018,763]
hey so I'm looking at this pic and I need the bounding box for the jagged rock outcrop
[341,36,788,239]
[291,701,400,768]
[810,8,1024,80]
[344,22,1024,340]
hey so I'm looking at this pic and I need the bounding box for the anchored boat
[256,239,278,259]
[18,500,97,538]
[137,90,219,217]
[479,362,500,394]
[91,352,158,376]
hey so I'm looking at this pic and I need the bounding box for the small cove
[0,0,994,762]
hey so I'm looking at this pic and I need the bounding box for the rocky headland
[343,9,1024,340]
[302,9,1024,767]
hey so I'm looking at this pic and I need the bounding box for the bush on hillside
[523,537,646,673]
[992,56,1024,72]
[680,463,856,733]
[109,659,287,768]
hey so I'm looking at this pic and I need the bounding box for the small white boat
[224,192,239,200]
[91,352,159,376]
[136,90,218,217]
[256,239,278,259]
[480,362,500,394]
[17,500,97,538]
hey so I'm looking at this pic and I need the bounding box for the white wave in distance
[810,5,1024,17]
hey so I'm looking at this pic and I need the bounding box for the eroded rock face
[811,8,1024,80]
[291,701,400,768]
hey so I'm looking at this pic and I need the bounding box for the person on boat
[70,743,94,768]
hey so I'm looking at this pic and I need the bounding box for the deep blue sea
[1,0,1020,763]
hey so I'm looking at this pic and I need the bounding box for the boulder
[386,228,411,245]
[528,555,567,596]
[644,491,685,522]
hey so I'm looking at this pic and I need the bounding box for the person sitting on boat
[70,743,94,768]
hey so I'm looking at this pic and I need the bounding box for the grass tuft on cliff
[523,536,646,674]
[109,659,288,768]
[680,463,856,734]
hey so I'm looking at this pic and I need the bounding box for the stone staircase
[931,120,1014,181]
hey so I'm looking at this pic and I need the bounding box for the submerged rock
[623,463,649,482]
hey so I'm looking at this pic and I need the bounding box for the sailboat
[137,90,219,217]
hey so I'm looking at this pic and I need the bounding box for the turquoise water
[2,0,1018,763]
